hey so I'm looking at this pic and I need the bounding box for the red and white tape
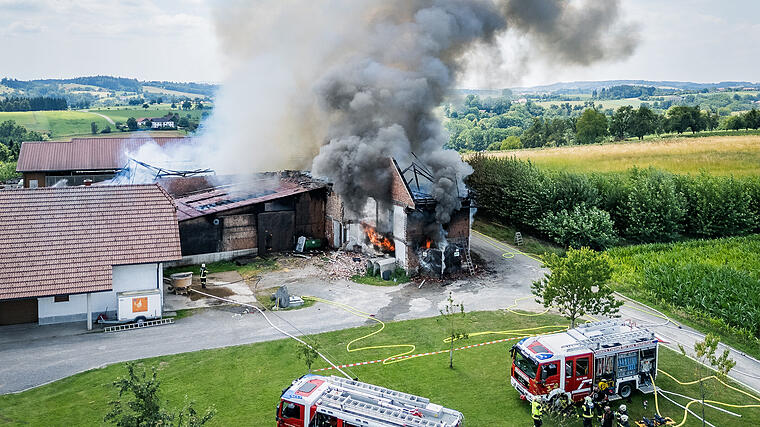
[313,335,527,372]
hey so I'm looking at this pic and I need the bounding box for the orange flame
[362,223,395,252]
[423,238,433,249]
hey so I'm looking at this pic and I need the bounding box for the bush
[618,168,686,243]
[499,135,522,150]
[678,174,756,237]
[539,204,618,250]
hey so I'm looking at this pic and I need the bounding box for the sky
[1,0,759,87]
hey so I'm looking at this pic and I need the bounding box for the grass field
[534,97,643,109]
[89,104,207,123]
[608,235,760,360]
[487,134,760,176]
[142,85,208,99]
[0,110,112,138]
[0,309,758,426]
[473,219,565,258]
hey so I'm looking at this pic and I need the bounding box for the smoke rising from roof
[205,0,637,224]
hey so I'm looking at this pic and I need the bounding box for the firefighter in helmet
[617,414,630,427]
[601,406,614,427]
[200,264,208,289]
[582,396,594,427]
[531,396,544,427]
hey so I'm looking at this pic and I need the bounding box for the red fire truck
[276,374,465,427]
[510,320,659,404]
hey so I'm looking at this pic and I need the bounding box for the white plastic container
[117,289,162,322]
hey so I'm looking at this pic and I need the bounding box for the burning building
[327,158,473,277]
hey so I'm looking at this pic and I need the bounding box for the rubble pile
[321,251,372,280]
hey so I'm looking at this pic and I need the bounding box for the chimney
[83,179,93,186]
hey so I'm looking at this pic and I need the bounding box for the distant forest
[0,96,67,112]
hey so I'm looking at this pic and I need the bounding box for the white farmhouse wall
[37,263,162,325]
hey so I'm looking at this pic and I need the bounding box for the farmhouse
[150,114,176,129]
[16,137,188,188]
[0,184,181,327]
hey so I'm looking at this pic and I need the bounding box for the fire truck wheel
[135,316,147,324]
[619,382,634,399]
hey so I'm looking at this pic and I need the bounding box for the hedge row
[466,155,760,249]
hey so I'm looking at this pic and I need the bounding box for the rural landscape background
[1,0,760,426]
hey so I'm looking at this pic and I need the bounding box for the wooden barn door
[257,211,295,253]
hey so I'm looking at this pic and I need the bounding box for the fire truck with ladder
[276,374,464,427]
[510,319,659,404]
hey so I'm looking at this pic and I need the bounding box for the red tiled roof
[16,137,190,172]
[0,184,182,300]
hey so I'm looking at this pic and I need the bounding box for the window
[281,402,302,419]
[542,363,558,378]
[54,295,69,303]
[28,179,38,188]
[514,350,539,378]
[565,360,573,378]
[575,357,590,377]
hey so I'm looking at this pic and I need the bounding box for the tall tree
[630,105,659,140]
[532,247,622,328]
[126,117,138,131]
[575,108,608,145]
[91,122,98,134]
[609,105,634,140]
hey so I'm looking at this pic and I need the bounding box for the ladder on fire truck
[561,320,656,351]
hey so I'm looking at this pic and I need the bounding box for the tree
[532,247,622,328]
[182,100,192,110]
[609,106,634,140]
[296,341,320,373]
[171,103,177,109]
[101,125,111,134]
[500,135,522,150]
[679,334,735,427]
[142,103,149,109]
[126,117,138,131]
[437,292,468,369]
[91,122,98,134]
[743,108,760,129]
[575,108,608,144]
[630,105,659,140]
[105,362,215,427]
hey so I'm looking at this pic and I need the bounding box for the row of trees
[0,96,67,112]
[467,156,760,250]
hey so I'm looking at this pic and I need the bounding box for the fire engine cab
[276,374,464,427]
[510,319,659,403]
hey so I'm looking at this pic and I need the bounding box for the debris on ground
[318,251,371,280]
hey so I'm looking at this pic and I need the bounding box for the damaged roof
[172,172,327,221]
[0,184,182,300]
[16,137,189,172]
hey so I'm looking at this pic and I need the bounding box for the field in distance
[89,103,208,123]
[0,110,112,138]
[484,134,760,176]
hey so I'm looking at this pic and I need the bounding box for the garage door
[0,298,38,325]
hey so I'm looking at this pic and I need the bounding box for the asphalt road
[1,232,758,396]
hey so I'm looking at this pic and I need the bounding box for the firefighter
[617,414,630,427]
[531,397,543,427]
[582,396,594,427]
[200,264,208,289]
[592,385,608,422]
[601,406,614,427]
[615,404,628,421]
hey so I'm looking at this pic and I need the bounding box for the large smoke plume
[204,0,637,224]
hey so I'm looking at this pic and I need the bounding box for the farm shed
[0,184,181,328]
[15,137,190,188]
[166,171,329,265]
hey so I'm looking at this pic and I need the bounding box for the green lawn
[0,310,757,426]
[473,219,565,259]
[487,134,760,176]
[0,110,112,138]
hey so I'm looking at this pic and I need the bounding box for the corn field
[609,235,760,340]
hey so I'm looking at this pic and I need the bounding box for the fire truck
[510,319,659,404]
[276,374,465,427]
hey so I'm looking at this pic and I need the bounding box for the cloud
[4,21,45,35]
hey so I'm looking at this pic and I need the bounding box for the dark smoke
[208,0,637,225]
[310,0,636,224]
